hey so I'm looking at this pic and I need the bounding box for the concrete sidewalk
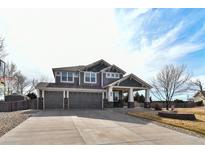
[0,109,205,144]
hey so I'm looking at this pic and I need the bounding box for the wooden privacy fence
[150,102,196,108]
[0,99,37,112]
[135,101,196,108]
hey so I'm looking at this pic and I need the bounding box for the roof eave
[82,59,111,71]
[100,65,126,74]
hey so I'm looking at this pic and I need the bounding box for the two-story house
[36,59,152,109]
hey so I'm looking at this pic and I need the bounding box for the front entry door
[113,91,119,102]
[113,91,123,107]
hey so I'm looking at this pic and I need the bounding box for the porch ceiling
[112,86,147,92]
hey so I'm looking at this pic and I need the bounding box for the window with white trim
[61,72,74,82]
[106,72,120,79]
[115,73,119,78]
[74,72,79,77]
[84,72,97,83]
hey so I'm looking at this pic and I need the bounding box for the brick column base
[38,97,43,110]
[128,102,134,108]
[104,99,114,108]
[64,98,68,109]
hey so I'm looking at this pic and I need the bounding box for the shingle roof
[35,82,49,89]
[52,65,85,72]
[193,91,205,97]
[82,59,111,70]
[52,59,112,72]
[100,64,126,74]
[35,82,103,89]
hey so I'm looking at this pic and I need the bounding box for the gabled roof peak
[100,64,126,74]
[84,59,111,69]
[104,73,152,89]
[52,59,126,73]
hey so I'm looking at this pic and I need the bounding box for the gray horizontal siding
[55,71,102,89]
[119,78,142,87]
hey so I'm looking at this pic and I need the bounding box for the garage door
[44,91,63,109]
[69,92,102,109]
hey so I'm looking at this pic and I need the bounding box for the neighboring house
[193,91,205,104]
[36,59,152,109]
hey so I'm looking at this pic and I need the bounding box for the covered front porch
[103,74,152,108]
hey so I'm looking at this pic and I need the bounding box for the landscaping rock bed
[0,110,37,137]
[158,111,196,120]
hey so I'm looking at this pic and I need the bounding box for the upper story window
[115,73,119,78]
[61,72,74,83]
[106,72,120,79]
[74,72,79,77]
[84,72,97,83]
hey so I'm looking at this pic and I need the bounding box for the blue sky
[114,8,205,99]
[116,9,205,79]
[0,8,204,99]
[115,9,205,77]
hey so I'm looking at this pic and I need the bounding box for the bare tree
[25,78,38,94]
[14,71,30,94]
[151,64,191,110]
[0,37,7,59]
[39,75,49,82]
[4,62,17,95]
[189,79,204,92]
[25,75,49,94]
[25,75,50,94]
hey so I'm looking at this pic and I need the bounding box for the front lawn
[128,107,205,136]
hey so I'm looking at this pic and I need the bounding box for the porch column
[145,89,150,102]
[106,88,108,99]
[63,91,65,110]
[42,90,45,110]
[108,86,113,102]
[128,88,134,102]
[128,88,134,108]
[102,92,104,109]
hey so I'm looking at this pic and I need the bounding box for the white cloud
[0,9,122,81]
[119,9,150,22]
[152,21,184,49]
[0,8,204,97]
[0,8,159,83]
[117,10,205,79]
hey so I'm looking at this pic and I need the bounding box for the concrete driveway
[0,109,205,144]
